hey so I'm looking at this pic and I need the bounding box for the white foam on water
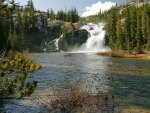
[72,23,111,53]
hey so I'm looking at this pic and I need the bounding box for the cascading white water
[54,34,63,51]
[74,22,111,53]
[54,38,59,50]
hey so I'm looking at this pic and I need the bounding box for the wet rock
[45,21,88,52]
[59,29,88,51]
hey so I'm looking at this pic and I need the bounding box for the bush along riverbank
[0,51,41,99]
[35,80,115,113]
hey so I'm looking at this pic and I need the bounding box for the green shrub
[0,51,41,99]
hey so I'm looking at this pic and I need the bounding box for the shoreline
[97,51,150,60]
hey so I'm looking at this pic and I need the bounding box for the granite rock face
[45,21,89,52]
[47,20,62,41]
[58,29,88,51]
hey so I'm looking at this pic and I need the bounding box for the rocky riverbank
[97,51,150,60]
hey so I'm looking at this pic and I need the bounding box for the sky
[15,0,126,17]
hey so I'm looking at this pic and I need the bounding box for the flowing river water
[1,52,150,113]
[1,23,150,112]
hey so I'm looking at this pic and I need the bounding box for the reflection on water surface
[1,53,150,113]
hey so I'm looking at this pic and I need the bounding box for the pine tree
[145,3,150,51]
[106,7,117,49]
[15,7,23,50]
[27,0,34,9]
[71,8,79,23]
[136,9,143,53]
[8,27,17,49]
[125,5,132,53]
[0,0,13,50]
[47,9,50,18]
[130,6,137,50]
[50,8,55,20]
[116,15,125,50]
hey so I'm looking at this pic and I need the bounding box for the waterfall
[74,22,111,53]
[43,34,63,52]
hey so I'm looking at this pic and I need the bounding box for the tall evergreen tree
[8,26,17,49]
[106,7,117,49]
[50,8,55,20]
[145,3,150,51]
[106,2,150,53]
[47,9,50,18]
[125,5,132,53]
[136,8,143,53]
[116,15,125,50]
[130,6,137,50]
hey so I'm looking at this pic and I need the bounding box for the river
[1,52,150,113]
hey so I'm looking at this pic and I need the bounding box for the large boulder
[58,29,88,51]
[45,21,88,52]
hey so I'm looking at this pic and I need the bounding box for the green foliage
[0,73,37,99]
[116,16,125,50]
[0,0,80,52]
[0,51,41,99]
[105,3,150,53]
[47,8,55,20]
[47,7,80,23]
[135,9,143,54]
[125,5,132,53]
[106,7,117,50]
[0,0,48,52]
[80,10,107,23]
[0,51,41,72]
[56,8,79,23]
